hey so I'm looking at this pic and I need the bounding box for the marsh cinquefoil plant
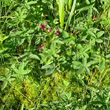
[0,0,110,110]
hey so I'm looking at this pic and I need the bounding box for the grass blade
[65,0,76,31]
[59,0,64,29]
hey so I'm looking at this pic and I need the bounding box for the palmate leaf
[0,76,5,81]
[0,73,15,90]
[12,61,31,76]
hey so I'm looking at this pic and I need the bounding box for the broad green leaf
[77,66,85,74]
[45,68,55,76]
[106,54,110,58]
[55,40,64,44]
[73,61,82,69]
[29,54,40,60]
[75,27,86,31]
[27,1,38,5]
[87,30,96,37]
[96,39,103,43]
[41,64,53,69]
[12,62,31,75]
[87,60,98,67]
[97,31,104,38]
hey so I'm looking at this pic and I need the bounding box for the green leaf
[87,30,96,37]
[77,66,85,74]
[106,54,110,58]
[59,0,64,28]
[27,1,38,5]
[41,64,53,69]
[73,61,82,69]
[20,104,24,110]
[12,62,31,75]
[97,31,104,38]
[55,40,64,44]
[87,60,98,67]
[29,54,40,60]
[0,76,5,81]
[45,68,55,76]
[82,57,87,66]
[76,3,94,12]
[86,67,90,75]
[96,39,103,43]
[63,79,70,86]
[99,60,105,72]
[75,27,86,31]
[65,0,76,31]
[1,81,7,90]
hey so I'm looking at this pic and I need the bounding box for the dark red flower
[40,24,46,30]
[55,30,60,36]
[38,46,43,52]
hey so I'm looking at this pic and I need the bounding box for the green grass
[0,0,110,110]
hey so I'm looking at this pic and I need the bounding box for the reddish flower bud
[47,28,52,32]
[55,30,60,36]
[45,21,48,25]
[38,46,43,52]
[43,43,46,47]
